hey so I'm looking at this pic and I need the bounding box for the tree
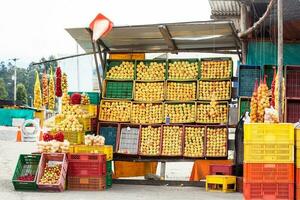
[16,83,28,105]
[0,78,8,99]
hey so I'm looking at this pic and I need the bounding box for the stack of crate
[243,123,294,200]
[67,153,107,191]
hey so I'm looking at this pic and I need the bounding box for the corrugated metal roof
[209,0,241,17]
[66,21,241,54]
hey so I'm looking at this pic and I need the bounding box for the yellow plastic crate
[50,131,84,145]
[296,148,300,168]
[80,105,98,118]
[244,123,294,144]
[296,128,300,147]
[72,145,113,160]
[244,143,294,163]
[78,118,91,131]
[206,175,236,192]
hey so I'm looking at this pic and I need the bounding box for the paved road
[0,126,242,200]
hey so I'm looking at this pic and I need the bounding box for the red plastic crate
[286,100,300,123]
[243,183,294,200]
[91,118,98,133]
[244,163,294,183]
[36,153,68,192]
[297,168,300,188]
[209,164,233,175]
[67,176,106,191]
[286,66,300,98]
[297,188,300,200]
[68,154,106,177]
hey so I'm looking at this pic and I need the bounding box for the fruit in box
[197,103,228,123]
[39,163,62,184]
[184,127,205,157]
[136,61,166,80]
[106,61,134,79]
[99,101,131,121]
[165,103,195,123]
[131,103,163,124]
[140,126,161,155]
[168,61,198,80]
[135,82,164,101]
[162,126,182,156]
[198,81,231,100]
[53,115,83,132]
[17,174,35,181]
[37,140,70,153]
[167,82,196,101]
[201,60,232,79]
[206,127,227,157]
[60,104,92,118]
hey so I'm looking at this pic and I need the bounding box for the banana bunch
[167,82,196,101]
[140,126,161,155]
[131,103,163,124]
[135,82,164,101]
[34,71,42,109]
[165,103,196,123]
[136,61,165,80]
[198,81,231,100]
[106,61,134,79]
[99,101,131,122]
[168,61,198,80]
[184,127,205,157]
[162,126,182,156]
[206,128,227,157]
[197,103,228,123]
[201,60,232,79]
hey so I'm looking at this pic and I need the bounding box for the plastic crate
[68,92,100,105]
[238,65,261,97]
[200,57,233,80]
[105,60,136,80]
[12,154,41,191]
[106,161,112,173]
[99,100,131,122]
[297,128,300,147]
[164,102,196,123]
[139,125,162,156]
[68,154,106,177]
[98,123,118,150]
[67,176,106,191]
[196,101,228,124]
[209,164,233,175]
[239,98,251,119]
[183,125,205,158]
[286,66,300,98]
[131,102,164,124]
[244,143,294,163]
[243,183,294,200]
[36,153,68,192]
[166,81,197,101]
[103,80,133,99]
[78,118,91,132]
[244,123,294,144]
[161,125,183,156]
[134,81,165,102]
[297,188,300,200]
[167,59,199,80]
[80,105,98,118]
[297,148,300,168]
[136,60,167,81]
[286,100,300,123]
[244,163,294,183]
[72,145,113,161]
[296,168,300,187]
[117,124,140,155]
[205,126,228,158]
[106,172,112,188]
[206,175,236,192]
[198,80,232,100]
[64,131,85,145]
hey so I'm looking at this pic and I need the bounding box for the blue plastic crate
[99,125,117,150]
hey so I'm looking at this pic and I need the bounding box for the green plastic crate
[12,154,41,191]
[238,65,261,97]
[68,92,100,105]
[106,160,112,173]
[104,80,133,99]
[239,98,251,119]
[106,172,112,188]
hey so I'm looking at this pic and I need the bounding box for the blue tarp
[0,109,34,126]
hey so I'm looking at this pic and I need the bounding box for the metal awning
[66,20,241,54]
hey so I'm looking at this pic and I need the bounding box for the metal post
[240,3,247,64]
[277,0,283,122]
[160,162,166,180]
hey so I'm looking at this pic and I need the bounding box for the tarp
[247,41,300,66]
[0,108,34,126]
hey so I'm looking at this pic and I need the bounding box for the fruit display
[55,67,62,97]
[17,174,35,181]
[99,101,131,122]
[168,60,198,80]
[198,80,231,100]
[52,115,83,132]
[37,140,70,153]
[200,59,232,79]
[134,82,164,101]
[257,77,270,122]
[206,127,227,157]
[60,104,92,118]
[61,73,68,93]
[84,135,105,146]
[131,103,163,124]
[139,126,161,155]
[164,103,196,123]
[184,126,205,157]
[106,61,134,80]
[39,163,62,184]
[33,71,42,109]
[48,67,55,110]
[250,81,258,123]
[81,93,90,105]
[166,81,196,101]
[42,71,48,107]
[136,61,166,80]
[162,126,182,156]
[196,102,228,123]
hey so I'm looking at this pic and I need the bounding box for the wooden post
[277,0,283,122]
[240,3,247,64]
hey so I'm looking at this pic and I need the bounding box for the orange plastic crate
[297,188,300,200]
[244,163,294,183]
[297,168,300,188]
[243,183,294,200]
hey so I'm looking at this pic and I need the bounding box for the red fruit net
[55,67,62,97]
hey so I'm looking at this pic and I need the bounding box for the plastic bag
[264,107,279,123]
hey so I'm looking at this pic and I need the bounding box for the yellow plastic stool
[206,175,236,192]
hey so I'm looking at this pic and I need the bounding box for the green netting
[0,109,34,126]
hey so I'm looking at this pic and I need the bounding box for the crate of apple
[206,127,227,157]
[39,163,62,185]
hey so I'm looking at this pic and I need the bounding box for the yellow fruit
[206,127,227,157]
[135,82,164,101]
[167,82,196,101]
[131,103,163,124]
[99,101,131,122]
[201,60,232,79]
[136,61,165,80]
[168,61,198,80]
[165,103,195,123]
[106,61,134,79]
[197,103,228,123]
[33,71,42,109]
[184,127,205,157]
[140,126,161,155]
[162,126,182,156]
[198,80,231,100]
